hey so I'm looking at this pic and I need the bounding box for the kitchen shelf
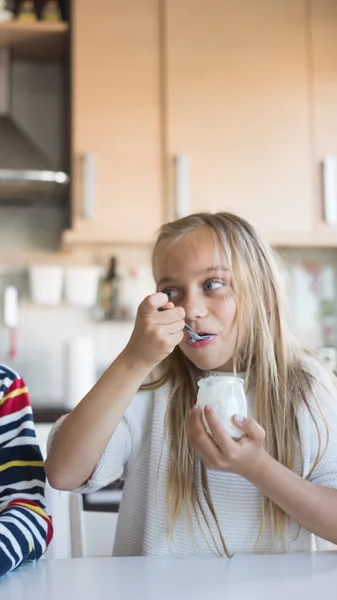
[63,224,337,249]
[267,225,337,248]
[0,21,69,61]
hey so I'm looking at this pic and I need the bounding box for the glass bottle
[41,0,62,22]
[16,0,37,22]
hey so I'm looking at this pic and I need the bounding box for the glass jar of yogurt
[197,375,247,440]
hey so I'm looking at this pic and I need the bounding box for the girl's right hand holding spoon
[124,292,185,370]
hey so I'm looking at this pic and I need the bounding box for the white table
[1,553,337,599]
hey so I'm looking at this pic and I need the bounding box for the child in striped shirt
[0,364,53,578]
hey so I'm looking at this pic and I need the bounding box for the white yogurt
[197,376,247,439]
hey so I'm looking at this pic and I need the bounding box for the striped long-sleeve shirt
[0,364,53,578]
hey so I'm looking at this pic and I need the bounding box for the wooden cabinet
[63,0,163,246]
[164,0,315,244]
[63,0,337,250]
[310,0,337,230]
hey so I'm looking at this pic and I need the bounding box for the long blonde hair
[146,212,327,555]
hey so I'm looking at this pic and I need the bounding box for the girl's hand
[124,292,185,369]
[187,405,269,480]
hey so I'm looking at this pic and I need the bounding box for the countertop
[32,406,67,423]
[1,553,337,600]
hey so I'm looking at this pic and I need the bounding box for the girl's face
[154,228,238,372]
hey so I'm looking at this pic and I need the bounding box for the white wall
[0,302,134,405]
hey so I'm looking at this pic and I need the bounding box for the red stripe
[0,389,31,418]
[46,518,54,546]
[7,498,38,509]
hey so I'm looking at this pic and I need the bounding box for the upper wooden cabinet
[63,0,163,246]
[164,0,315,244]
[311,0,337,163]
[63,0,337,249]
[310,0,337,231]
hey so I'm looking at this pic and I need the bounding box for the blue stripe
[1,466,45,489]
[1,442,42,464]
[0,552,13,577]
[2,428,37,442]
[8,507,45,554]
[0,484,45,498]
[0,365,19,380]
[0,429,37,452]
[0,366,18,398]
[2,504,46,539]
[0,526,21,565]
[0,413,34,439]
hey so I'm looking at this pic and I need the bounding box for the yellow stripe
[0,386,28,406]
[14,502,51,521]
[0,460,44,473]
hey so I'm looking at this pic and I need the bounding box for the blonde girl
[45,213,337,556]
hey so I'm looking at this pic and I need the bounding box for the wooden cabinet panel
[68,0,162,244]
[311,0,337,224]
[164,0,314,241]
[64,0,337,250]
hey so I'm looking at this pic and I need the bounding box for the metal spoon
[184,324,213,342]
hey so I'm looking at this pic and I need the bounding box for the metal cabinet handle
[82,153,96,219]
[174,154,190,218]
[323,155,337,224]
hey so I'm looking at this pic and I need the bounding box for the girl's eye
[204,280,224,292]
[164,288,179,300]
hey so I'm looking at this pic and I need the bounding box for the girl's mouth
[195,331,212,336]
[187,335,216,348]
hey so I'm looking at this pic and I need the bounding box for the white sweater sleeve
[47,415,131,493]
[301,357,337,489]
[75,419,132,493]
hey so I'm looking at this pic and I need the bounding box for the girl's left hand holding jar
[187,406,269,480]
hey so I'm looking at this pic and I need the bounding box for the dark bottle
[101,257,120,320]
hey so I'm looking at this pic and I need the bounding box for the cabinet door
[165,0,314,242]
[68,0,162,245]
[311,0,337,226]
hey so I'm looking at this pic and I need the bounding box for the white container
[66,336,96,409]
[64,266,102,307]
[3,285,18,327]
[29,265,64,305]
[197,376,247,439]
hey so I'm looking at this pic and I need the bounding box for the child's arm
[45,293,185,491]
[0,367,53,577]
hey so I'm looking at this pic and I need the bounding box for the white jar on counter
[64,266,103,307]
[197,375,247,440]
[29,265,64,305]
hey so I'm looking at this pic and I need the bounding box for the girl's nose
[183,294,208,321]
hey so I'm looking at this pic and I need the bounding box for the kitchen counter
[32,406,67,423]
[1,553,337,599]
